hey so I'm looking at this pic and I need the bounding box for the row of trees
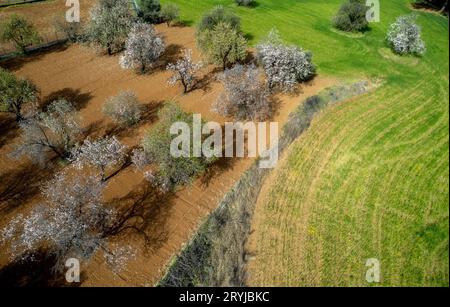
[0,0,180,55]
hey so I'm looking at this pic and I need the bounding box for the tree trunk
[15,112,24,122]
[181,78,188,93]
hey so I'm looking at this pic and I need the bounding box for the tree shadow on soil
[0,249,84,287]
[0,114,20,149]
[106,181,177,253]
[0,43,70,72]
[41,88,93,111]
[153,44,184,72]
[99,100,164,139]
[0,160,58,214]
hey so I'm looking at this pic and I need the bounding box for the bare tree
[70,136,127,181]
[10,99,81,165]
[166,49,202,93]
[119,22,165,74]
[213,64,272,121]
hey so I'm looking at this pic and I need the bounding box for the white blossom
[131,148,151,170]
[166,49,202,93]
[119,22,165,73]
[213,64,272,121]
[0,172,111,271]
[256,28,315,92]
[103,91,142,126]
[103,243,136,274]
[70,136,127,181]
[9,99,81,165]
[386,15,425,56]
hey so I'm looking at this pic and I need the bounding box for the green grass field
[161,0,449,286]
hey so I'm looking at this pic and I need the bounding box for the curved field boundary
[158,81,374,287]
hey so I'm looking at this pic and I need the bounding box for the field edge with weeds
[157,80,375,287]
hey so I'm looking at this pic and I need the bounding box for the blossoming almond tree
[0,172,134,273]
[119,22,165,74]
[166,49,202,93]
[70,136,127,181]
[386,15,426,56]
[257,29,316,92]
[10,99,81,165]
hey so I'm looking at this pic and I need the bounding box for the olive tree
[214,64,272,121]
[10,99,81,165]
[332,0,369,32]
[161,3,180,26]
[119,22,165,74]
[86,0,134,55]
[141,102,213,192]
[0,171,134,273]
[166,49,202,93]
[70,136,127,181]
[386,15,426,56]
[0,14,40,54]
[103,91,142,126]
[197,22,247,70]
[0,67,39,121]
[257,29,316,92]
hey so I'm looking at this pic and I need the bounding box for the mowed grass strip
[163,0,449,286]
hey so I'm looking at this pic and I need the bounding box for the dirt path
[0,23,335,286]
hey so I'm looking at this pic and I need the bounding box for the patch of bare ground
[0,22,335,285]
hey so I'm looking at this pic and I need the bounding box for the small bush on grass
[386,14,426,56]
[332,0,369,32]
[197,5,241,33]
[235,0,254,6]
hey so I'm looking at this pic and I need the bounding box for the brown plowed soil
[0,20,335,286]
